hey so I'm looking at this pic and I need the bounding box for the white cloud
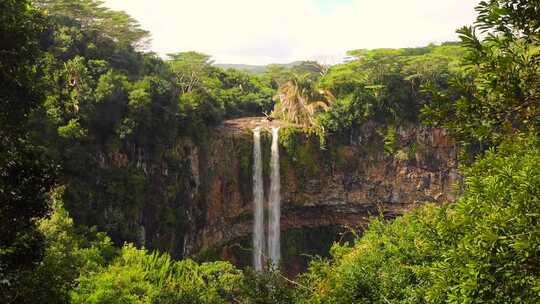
[103,0,480,64]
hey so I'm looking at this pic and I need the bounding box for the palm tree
[272,74,334,128]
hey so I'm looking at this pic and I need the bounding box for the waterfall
[268,127,281,267]
[252,127,265,271]
[252,126,281,270]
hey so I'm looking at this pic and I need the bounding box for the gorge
[180,117,461,273]
[58,115,461,275]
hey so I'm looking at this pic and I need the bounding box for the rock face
[69,116,459,270]
[183,118,461,263]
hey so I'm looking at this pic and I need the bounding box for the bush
[71,244,244,304]
[26,189,116,303]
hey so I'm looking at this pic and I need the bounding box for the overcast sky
[103,0,480,65]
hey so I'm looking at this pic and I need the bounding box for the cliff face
[184,118,460,262]
[66,116,459,268]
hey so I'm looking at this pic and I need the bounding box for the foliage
[261,64,295,89]
[272,74,334,128]
[422,0,540,153]
[0,1,57,302]
[382,126,397,155]
[26,188,116,303]
[170,51,273,133]
[71,244,244,304]
[297,136,540,303]
[240,267,295,304]
[33,0,151,49]
[21,198,296,304]
[317,45,464,142]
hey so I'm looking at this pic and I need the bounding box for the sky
[103,0,481,65]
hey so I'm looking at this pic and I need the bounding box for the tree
[33,0,151,49]
[27,189,115,303]
[272,74,334,129]
[168,51,214,94]
[422,0,540,152]
[315,45,464,142]
[0,1,56,302]
[290,61,329,80]
[260,64,294,89]
[168,52,273,130]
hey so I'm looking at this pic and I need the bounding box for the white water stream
[252,127,265,271]
[268,127,281,267]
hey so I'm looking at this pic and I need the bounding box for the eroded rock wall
[74,117,460,264]
[185,119,460,258]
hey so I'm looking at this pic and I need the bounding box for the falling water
[252,127,265,271]
[268,127,281,267]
